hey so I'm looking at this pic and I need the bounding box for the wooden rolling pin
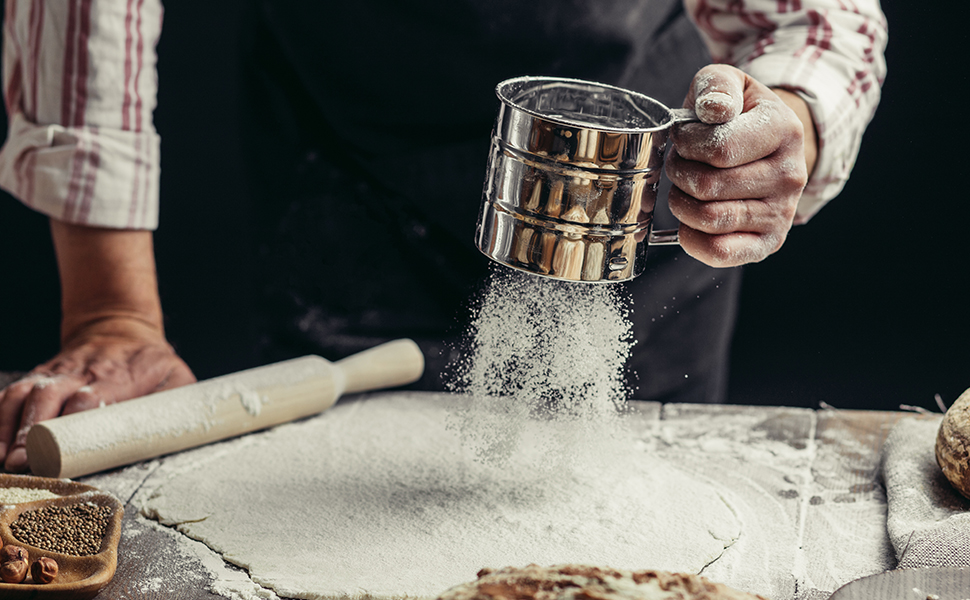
[25,338,424,479]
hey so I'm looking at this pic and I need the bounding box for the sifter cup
[474,76,696,282]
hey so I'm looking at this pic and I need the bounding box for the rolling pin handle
[336,339,425,395]
[25,423,61,478]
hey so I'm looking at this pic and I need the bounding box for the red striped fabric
[62,0,96,221]
[133,0,145,134]
[27,0,43,122]
[73,0,93,128]
[60,0,78,127]
[77,127,101,222]
[122,0,135,131]
[4,1,23,126]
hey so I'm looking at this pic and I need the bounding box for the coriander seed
[10,502,112,556]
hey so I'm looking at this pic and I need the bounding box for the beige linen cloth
[882,415,970,568]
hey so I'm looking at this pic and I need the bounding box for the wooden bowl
[0,474,123,599]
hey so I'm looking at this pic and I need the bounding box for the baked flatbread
[436,564,768,600]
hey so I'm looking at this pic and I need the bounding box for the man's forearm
[49,220,165,346]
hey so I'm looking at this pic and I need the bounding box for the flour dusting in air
[445,266,635,467]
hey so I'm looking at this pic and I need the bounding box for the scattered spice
[10,502,112,556]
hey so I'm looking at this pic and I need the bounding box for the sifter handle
[649,229,680,246]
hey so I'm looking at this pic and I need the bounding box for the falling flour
[444,267,635,467]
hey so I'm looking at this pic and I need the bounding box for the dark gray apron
[241,0,741,403]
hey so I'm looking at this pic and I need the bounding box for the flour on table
[119,512,280,600]
[138,392,742,600]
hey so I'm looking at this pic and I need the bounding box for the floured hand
[666,64,817,267]
[0,318,195,472]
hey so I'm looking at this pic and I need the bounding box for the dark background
[0,3,964,412]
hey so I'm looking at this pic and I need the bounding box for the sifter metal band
[475,76,696,283]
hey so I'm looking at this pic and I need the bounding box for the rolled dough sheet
[139,392,742,600]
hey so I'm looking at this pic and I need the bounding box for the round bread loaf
[436,564,768,600]
[936,387,970,500]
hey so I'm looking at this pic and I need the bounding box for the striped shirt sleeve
[684,0,888,223]
[0,0,163,230]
